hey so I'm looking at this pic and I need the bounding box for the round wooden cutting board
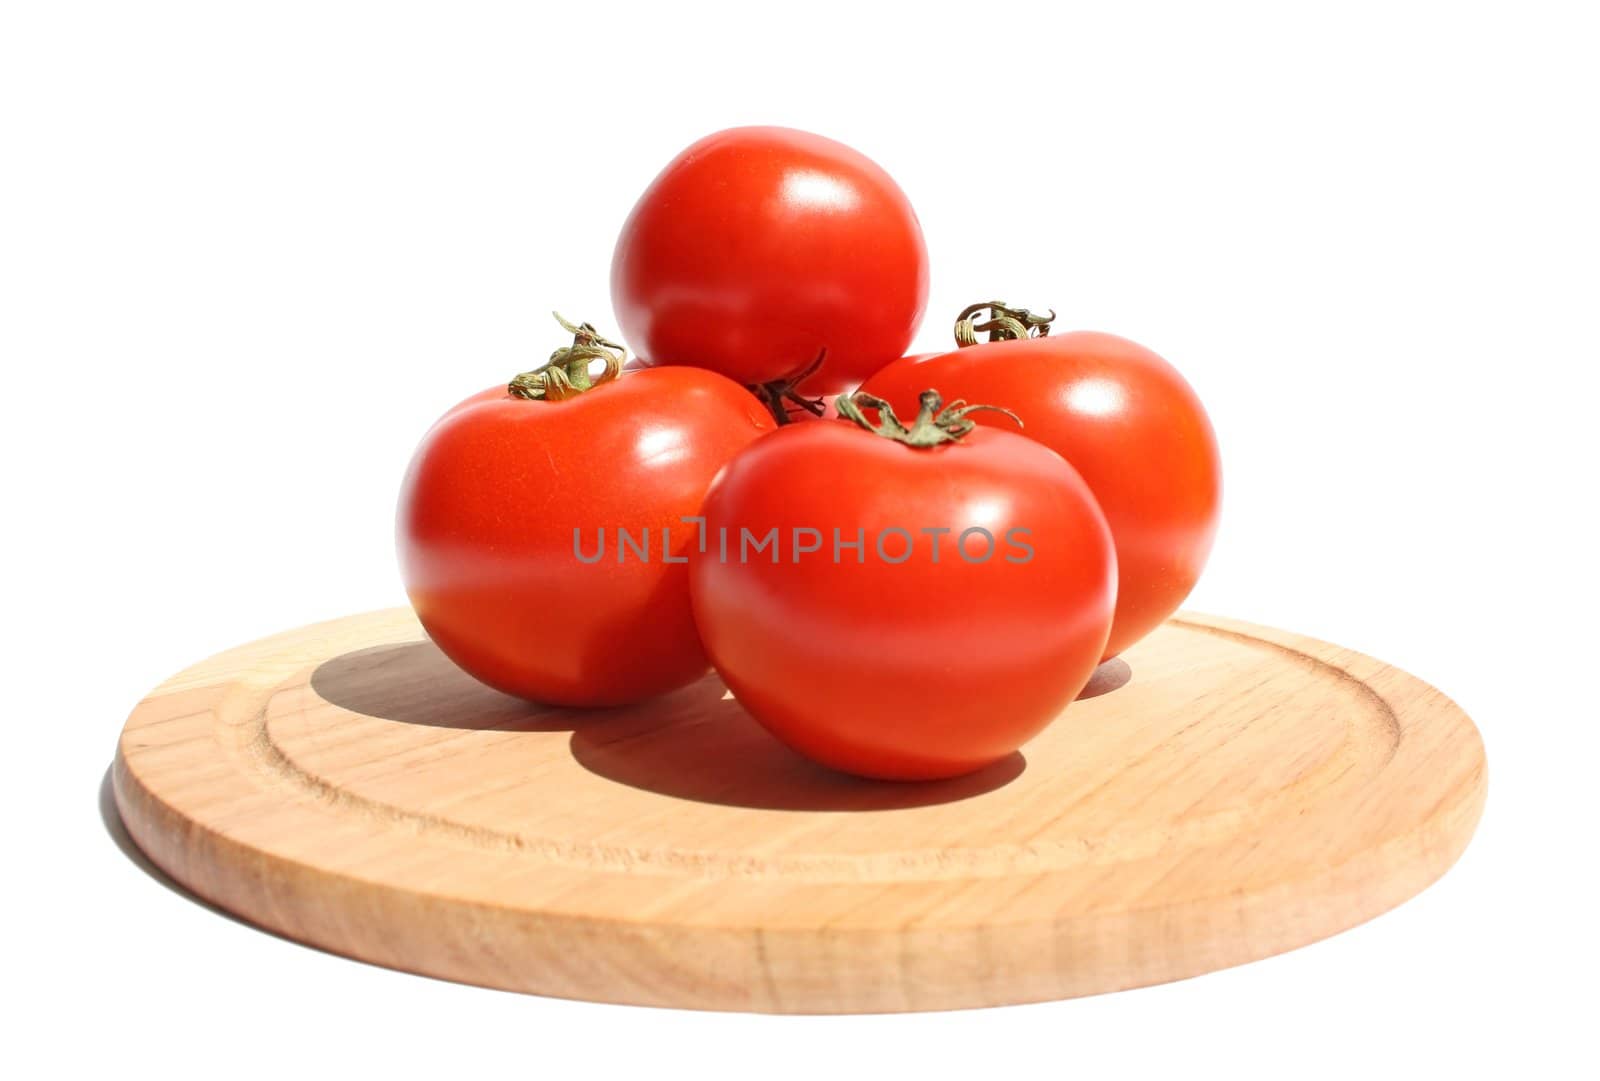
[114,610,1485,1013]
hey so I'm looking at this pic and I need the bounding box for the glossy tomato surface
[862,332,1221,659]
[398,367,775,707]
[689,420,1116,780]
[611,127,929,393]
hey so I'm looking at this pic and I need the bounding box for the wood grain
[113,609,1486,1012]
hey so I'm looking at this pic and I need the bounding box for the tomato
[689,391,1116,780]
[611,126,929,394]
[398,340,775,707]
[862,324,1221,660]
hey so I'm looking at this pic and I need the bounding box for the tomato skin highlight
[689,420,1116,781]
[861,332,1221,660]
[610,127,929,394]
[397,368,776,708]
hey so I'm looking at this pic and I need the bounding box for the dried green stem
[508,313,626,401]
[954,301,1056,347]
[835,388,1021,448]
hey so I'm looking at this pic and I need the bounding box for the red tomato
[611,127,929,394]
[398,367,775,707]
[689,393,1116,780]
[862,331,1221,660]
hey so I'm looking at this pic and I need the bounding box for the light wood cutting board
[113,609,1486,1013]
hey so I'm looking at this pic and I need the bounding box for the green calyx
[835,389,1021,448]
[508,313,626,401]
[954,300,1055,347]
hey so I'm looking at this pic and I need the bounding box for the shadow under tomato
[568,684,1026,812]
[1078,657,1132,700]
[309,636,1034,813]
[309,638,738,735]
[309,640,582,732]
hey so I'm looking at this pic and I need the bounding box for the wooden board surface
[113,609,1486,1013]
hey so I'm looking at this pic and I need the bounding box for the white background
[4,1,1597,1076]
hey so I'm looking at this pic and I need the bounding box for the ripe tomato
[689,391,1116,780]
[862,326,1221,660]
[611,127,929,394]
[398,360,775,708]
